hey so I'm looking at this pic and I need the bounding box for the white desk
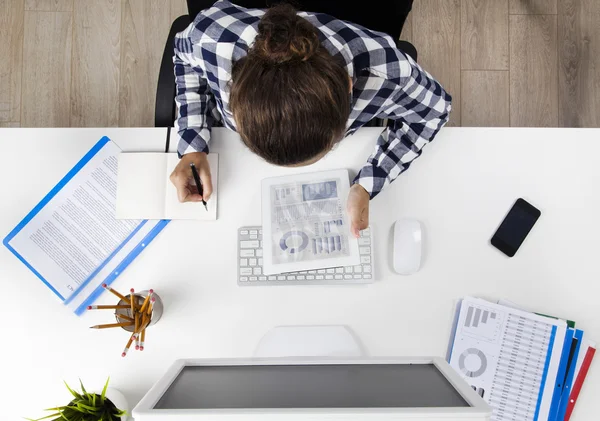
[0,127,598,420]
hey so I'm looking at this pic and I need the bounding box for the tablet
[261,169,360,275]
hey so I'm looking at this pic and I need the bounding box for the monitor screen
[154,363,469,409]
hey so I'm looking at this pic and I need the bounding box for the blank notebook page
[117,153,218,220]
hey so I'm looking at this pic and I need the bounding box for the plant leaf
[78,379,87,395]
[63,381,81,400]
[101,377,110,404]
[24,413,61,421]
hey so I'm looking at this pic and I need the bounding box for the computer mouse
[393,218,423,275]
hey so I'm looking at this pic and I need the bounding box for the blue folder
[3,137,169,315]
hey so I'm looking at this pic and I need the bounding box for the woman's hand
[347,184,370,238]
[169,152,213,203]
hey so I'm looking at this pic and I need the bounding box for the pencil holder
[115,290,163,332]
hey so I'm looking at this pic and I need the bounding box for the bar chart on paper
[449,297,565,421]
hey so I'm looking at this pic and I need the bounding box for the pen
[190,163,208,211]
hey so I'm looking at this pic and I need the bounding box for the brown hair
[230,3,351,166]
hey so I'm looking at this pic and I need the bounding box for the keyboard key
[241,240,259,249]
[362,228,370,236]
[249,230,258,235]
[344,267,352,273]
[249,258,257,266]
[240,276,248,282]
[308,270,316,274]
[353,274,362,279]
[240,268,252,276]
[364,265,372,273]
[253,267,262,275]
[359,246,371,255]
[318,269,326,274]
[358,237,371,246]
[360,255,371,264]
[249,276,258,281]
[259,276,267,281]
[258,258,263,266]
[353,265,362,273]
[240,230,249,235]
[307,275,315,280]
[288,275,296,281]
[277,275,286,281]
[299,271,307,274]
[316,275,324,280]
[335,268,344,274]
[240,258,248,266]
[268,276,276,281]
[256,249,263,257]
[250,234,258,240]
[297,275,305,280]
[259,229,263,234]
[334,275,343,280]
[363,274,372,279]
[344,274,352,279]
[327,269,335,274]
[325,275,334,280]
[240,250,255,257]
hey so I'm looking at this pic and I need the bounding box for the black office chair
[155,0,418,128]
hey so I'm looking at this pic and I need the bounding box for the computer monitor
[133,357,491,420]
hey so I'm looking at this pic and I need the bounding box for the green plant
[29,378,127,421]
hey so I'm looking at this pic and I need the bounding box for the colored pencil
[122,334,136,357]
[87,305,130,310]
[139,289,154,314]
[147,296,155,317]
[102,283,130,304]
[134,312,140,350]
[140,328,146,351]
[90,322,133,329]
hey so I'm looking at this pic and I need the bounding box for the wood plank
[71,0,121,126]
[0,0,24,122]
[509,0,557,14]
[171,0,189,21]
[25,0,73,11]
[412,0,461,126]
[509,15,558,126]
[119,0,171,127]
[461,0,509,70]
[22,11,72,127]
[558,0,600,127]
[461,71,509,126]
[400,11,413,44]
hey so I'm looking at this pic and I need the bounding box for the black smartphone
[491,198,541,257]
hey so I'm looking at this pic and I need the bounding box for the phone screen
[491,199,541,257]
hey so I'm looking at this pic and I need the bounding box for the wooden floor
[1,0,599,128]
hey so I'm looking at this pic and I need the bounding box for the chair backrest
[185,0,410,41]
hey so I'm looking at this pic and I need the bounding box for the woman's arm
[354,53,453,199]
[173,26,219,157]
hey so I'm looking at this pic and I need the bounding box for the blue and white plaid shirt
[174,0,452,198]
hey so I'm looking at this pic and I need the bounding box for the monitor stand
[254,325,365,358]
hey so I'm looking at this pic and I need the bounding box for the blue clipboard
[547,327,575,420]
[3,137,169,315]
[555,329,583,421]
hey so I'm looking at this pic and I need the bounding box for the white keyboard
[237,226,374,286]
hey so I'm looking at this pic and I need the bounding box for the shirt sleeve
[354,53,452,199]
[173,26,219,156]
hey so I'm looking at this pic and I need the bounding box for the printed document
[261,169,360,275]
[448,297,567,421]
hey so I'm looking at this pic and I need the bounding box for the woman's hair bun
[254,3,320,63]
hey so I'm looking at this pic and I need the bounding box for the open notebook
[116,153,218,220]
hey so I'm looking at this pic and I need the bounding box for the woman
[170,0,452,236]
